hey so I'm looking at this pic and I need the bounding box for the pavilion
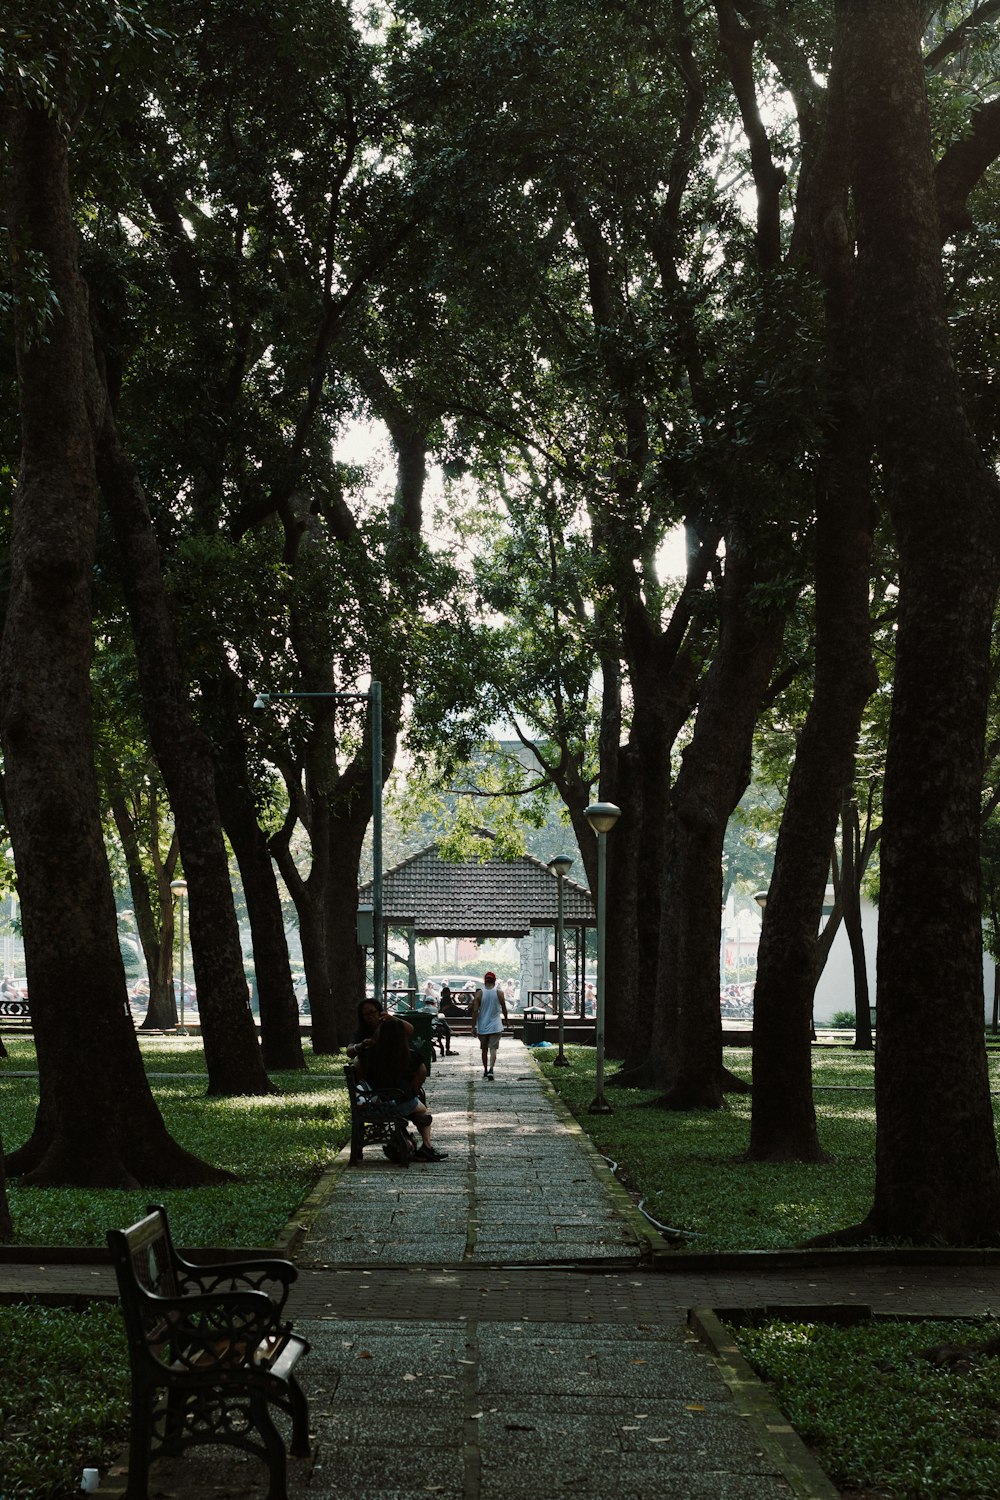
[358,833,596,1009]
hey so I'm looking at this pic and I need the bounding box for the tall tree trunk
[836,0,1000,1242]
[650,547,788,1108]
[108,788,179,1030]
[321,773,379,1046]
[95,415,274,1097]
[748,69,877,1158]
[606,643,701,1070]
[220,783,305,1072]
[842,797,873,1053]
[0,99,229,1186]
[0,1136,11,1241]
[211,692,305,1072]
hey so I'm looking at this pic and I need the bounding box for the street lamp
[252,683,384,1006]
[548,854,573,1067]
[170,878,188,1035]
[584,801,621,1114]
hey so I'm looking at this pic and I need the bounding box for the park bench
[107,1204,310,1500]
[345,1064,414,1166]
[0,995,29,1020]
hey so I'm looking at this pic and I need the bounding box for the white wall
[813,897,995,1025]
[813,900,878,1024]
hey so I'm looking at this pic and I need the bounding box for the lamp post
[170,878,188,1035]
[548,854,573,1067]
[253,683,384,1007]
[584,801,621,1114]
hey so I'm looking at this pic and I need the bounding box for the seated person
[354,1017,445,1163]
[419,991,453,1057]
[346,998,415,1060]
[439,984,467,1016]
[431,1010,453,1056]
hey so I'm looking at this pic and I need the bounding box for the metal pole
[589,828,612,1113]
[170,878,188,1036]
[178,892,186,1033]
[548,855,572,1067]
[370,680,384,1009]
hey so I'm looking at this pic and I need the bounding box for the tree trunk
[0,1137,11,1241]
[222,790,305,1072]
[748,69,877,1157]
[842,797,873,1053]
[650,546,789,1108]
[94,415,274,1097]
[836,0,1000,1242]
[145,922,178,1031]
[324,815,369,1040]
[0,99,229,1186]
[108,789,179,1030]
[212,705,305,1072]
[605,648,700,1070]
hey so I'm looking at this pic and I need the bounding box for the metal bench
[345,1064,413,1166]
[107,1204,309,1500]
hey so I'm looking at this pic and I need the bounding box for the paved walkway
[7,1039,1000,1499]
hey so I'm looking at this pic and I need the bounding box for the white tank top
[476,986,504,1034]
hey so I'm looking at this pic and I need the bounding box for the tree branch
[714,0,787,270]
[924,1,1000,73]
[936,95,1000,237]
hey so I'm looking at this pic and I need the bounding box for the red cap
[484,971,496,984]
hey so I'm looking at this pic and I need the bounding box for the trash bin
[398,1009,433,1073]
[522,1007,548,1045]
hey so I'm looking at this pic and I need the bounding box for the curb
[688,1307,842,1500]
[272,1151,354,1260]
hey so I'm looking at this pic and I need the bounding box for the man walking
[472,970,508,1080]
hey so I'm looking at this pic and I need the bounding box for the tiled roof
[358,837,595,936]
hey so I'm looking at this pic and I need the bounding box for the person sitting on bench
[346,998,414,1061]
[354,1016,447,1163]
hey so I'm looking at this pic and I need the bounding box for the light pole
[584,801,621,1114]
[548,854,573,1067]
[170,878,188,1035]
[252,684,384,1006]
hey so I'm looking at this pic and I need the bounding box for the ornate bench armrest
[175,1256,297,1310]
[138,1288,287,1367]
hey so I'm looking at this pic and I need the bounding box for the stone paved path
[8,1040,1000,1499]
[298,1042,644,1266]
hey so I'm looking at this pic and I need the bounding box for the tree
[0,7,230,1185]
[828,0,1000,1242]
[90,0,446,1051]
[96,411,276,1095]
[0,1138,11,1241]
[745,6,879,1158]
[106,769,180,1031]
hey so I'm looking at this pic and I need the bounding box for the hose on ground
[599,1153,699,1241]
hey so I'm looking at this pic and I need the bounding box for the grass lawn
[732,1316,1000,1499]
[538,1043,1000,1250]
[0,1303,130,1500]
[537,1044,881,1249]
[0,1034,349,1246]
[0,1034,349,1497]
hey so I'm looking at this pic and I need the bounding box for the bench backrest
[108,1208,179,1354]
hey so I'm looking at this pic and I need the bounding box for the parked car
[423,974,481,995]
